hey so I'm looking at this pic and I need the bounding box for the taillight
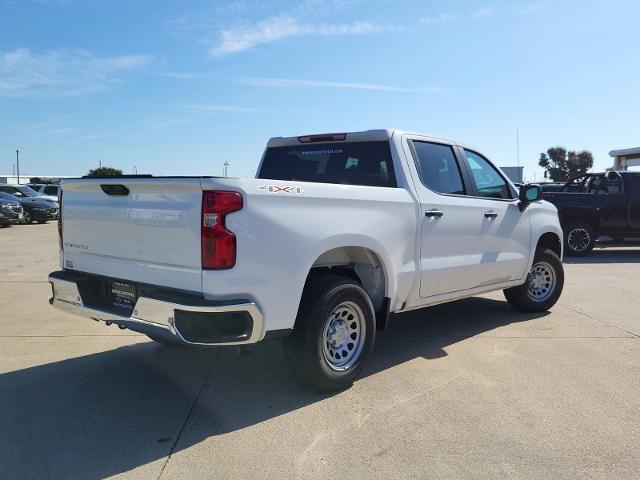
[297,133,346,143]
[58,188,63,251]
[201,191,243,269]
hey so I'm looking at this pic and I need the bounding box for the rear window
[258,141,397,187]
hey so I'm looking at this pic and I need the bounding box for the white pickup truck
[49,129,564,391]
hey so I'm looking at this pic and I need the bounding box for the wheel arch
[536,231,562,258]
[302,245,392,330]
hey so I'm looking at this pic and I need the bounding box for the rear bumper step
[48,271,263,345]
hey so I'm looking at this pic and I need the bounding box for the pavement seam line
[157,348,222,480]
[558,303,639,338]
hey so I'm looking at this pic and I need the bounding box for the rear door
[459,149,531,284]
[61,178,204,292]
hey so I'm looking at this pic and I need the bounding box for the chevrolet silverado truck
[542,171,640,256]
[49,129,564,391]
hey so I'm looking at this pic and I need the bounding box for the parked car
[28,184,60,197]
[0,192,24,226]
[48,129,564,391]
[0,185,59,206]
[14,196,58,224]
[542,171,640,256]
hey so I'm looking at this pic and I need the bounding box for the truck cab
[542,171,640,255]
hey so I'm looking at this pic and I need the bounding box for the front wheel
[23,211,33,224]
[285,274,376,392]
[564,222,595,256]
[504,248,564,313]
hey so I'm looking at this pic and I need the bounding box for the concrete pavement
[1,223,639,479]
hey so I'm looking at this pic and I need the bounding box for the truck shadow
[564,247,640,264]
[1,297,545,479]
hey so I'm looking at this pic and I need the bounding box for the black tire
[23,211,33,224]
[285,274,376,392]
[563,222,595,256]
[504,248,564,313]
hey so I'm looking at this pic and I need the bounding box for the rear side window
[258,141,396,187]
[411,141,465,195]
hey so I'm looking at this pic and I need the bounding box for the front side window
[411,141,465,195]
[464,150,514,199]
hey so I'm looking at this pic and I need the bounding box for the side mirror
[519,184,543,204]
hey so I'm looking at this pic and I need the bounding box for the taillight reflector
[201,191,243,270]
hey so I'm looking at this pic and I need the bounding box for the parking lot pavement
[1,223,639,480]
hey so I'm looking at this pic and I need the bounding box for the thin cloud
[135,117,193,130]
[471,6,494,19]
[211,14,388,56]
[157,71,217,80]
[0,48,153,97]
[73,133,117,142]
[180,104,264,113]
[419,13,461,25]
[515,1,551,16]
[236,77,448,95]
[50,127,75,134]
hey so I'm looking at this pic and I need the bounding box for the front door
[461,149,531,284]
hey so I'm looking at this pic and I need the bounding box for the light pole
[16,149,20,184]
[223,161,230,177]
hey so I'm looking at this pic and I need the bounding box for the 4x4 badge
[258,185,304,194]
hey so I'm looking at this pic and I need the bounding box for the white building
[0,175,76,185]
[609,147,640,170]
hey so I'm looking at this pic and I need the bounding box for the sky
[0,0,639,180]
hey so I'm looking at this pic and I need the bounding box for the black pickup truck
[542,171,640,256]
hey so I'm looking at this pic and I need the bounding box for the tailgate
[61,178,204,292]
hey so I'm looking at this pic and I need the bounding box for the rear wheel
[564,222,595,256]
[285,274,376,392]
[504,248,564,313]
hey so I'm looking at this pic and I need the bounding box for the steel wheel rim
[322,301,366,371]
[567,228,590,252]
[527,261,556,302]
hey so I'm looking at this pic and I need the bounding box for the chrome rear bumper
[48,271,263,346]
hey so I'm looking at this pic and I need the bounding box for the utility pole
[516,127,521,182]
[99,160,102,169]
[16,149,20,184]
[223,161,230,178]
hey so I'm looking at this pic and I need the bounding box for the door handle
[425,209,444,218]
[484,211,498,218]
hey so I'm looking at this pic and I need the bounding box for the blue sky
[0,0,638,180]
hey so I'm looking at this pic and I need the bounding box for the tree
[538,147,593,182]
[86,166,123,177]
